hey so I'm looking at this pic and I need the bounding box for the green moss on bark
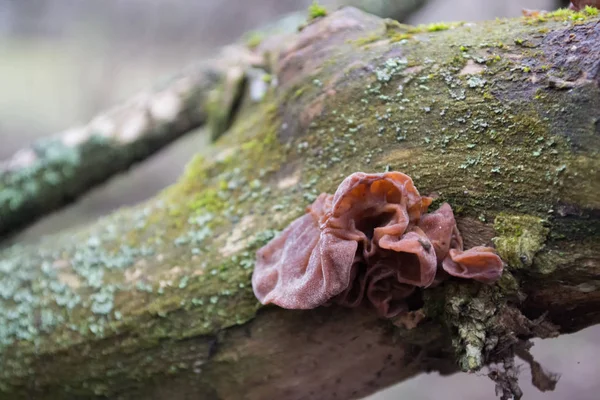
[493,214,549,270]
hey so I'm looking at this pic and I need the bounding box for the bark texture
[0,7,599,400]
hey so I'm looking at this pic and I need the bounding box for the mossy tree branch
[0,65,223,239]
[0,6,318,240]
[0,6,599,400]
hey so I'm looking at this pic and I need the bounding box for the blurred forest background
[0,0,597,399]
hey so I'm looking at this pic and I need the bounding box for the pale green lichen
[443,284,499,372]
[0,138,83,213]
[493,214,549,270]
[374,57,408,82]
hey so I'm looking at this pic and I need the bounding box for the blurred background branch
[0,64,221,239]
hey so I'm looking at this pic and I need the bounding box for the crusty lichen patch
[493,214,549,270]
[441,283,500,371]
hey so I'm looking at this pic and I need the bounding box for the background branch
[0,66,220,239]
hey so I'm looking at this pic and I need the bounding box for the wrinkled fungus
[253,172,504,318]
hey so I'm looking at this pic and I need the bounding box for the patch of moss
[495,270,520,297]
[584,5,599,16]
[244,31,264,49]
[493,214,549,270]
[352,34,381,46]
[426,22,452,32]
[388,32,413,43]
[408,21,463,34]
[308,1,327,20]
[538,7,599,23]
[293,87,305,99]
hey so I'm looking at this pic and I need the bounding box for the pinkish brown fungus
[252,171,504,318]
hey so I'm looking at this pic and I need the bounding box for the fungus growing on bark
[252,172,504,318]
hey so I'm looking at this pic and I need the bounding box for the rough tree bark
[1,6,599,400]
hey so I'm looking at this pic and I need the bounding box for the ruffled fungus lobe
[253,172,504,318]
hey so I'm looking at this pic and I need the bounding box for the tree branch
[0,7,599,399]
[0,65,224,239]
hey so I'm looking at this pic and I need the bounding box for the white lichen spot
[157,266,186,287]
[575,282,597,293]
[4,148,38,170]
[193,359,205,374]
[249,77,268,102]
[464,343,483,368]
[215,147,237,162]
[118,112,149,143]
[277,169,301,189]
[149,90,182,121]
[52,259,70,270]
[61,127,91,147]
[125,267,143,283]
[89,115,117,138]
[220,215,256,257]
[58,272,82,289]
[459,60,485,76]
[159,279,173,289]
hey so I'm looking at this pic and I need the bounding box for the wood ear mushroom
[252,172,504,319]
